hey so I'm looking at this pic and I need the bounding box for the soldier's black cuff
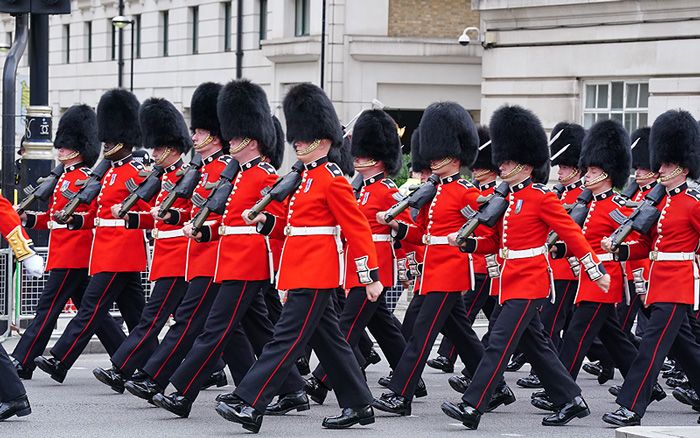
[125,212,140,229]
[459,237,478,253]
[551,242,567,259]
[613,244,630,262]
[392,221,409,241]
[361,268,380,284]
[197,225,212,243]
[67,215,84,230]
[163,209,180,225]
[256,213,275,236]
[24,212,38,229]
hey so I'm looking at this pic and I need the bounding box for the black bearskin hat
[54,104,100,167]
[97,88,141,147]
[418,102,478,167]
[283,83,342,146]
[630,127,651,170]
[579,119,631,189]
[350,109,402,176]
[191,82,222,140]
[532,161,551,184]
[217,79,276,160]
[650,109,700,179]
[471,125,497,172]
[550,122,585,167]
[268,115,285,170]
[328,136,355,176]
[139,98,193,154]
[410,129,430,173]
[490,105,549,168]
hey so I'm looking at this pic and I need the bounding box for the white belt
[219,225,258,236]
[47,221,67,230]
[597,253,614,262]
[422,235,450,245]
[500,245,547,260]
[649,251,696,261]
[152,228,185,239]
[284,225,339,237]
[372,234,392,242]
[94,218,125,227]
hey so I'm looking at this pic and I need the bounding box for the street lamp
[111,15,134,91]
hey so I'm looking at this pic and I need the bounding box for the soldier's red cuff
[256,212,276,236]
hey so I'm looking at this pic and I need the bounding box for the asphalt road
[2,338,698,438]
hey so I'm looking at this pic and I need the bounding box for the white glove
[22,254,45,278]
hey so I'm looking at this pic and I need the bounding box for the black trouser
[617,303,700,416]
[263,282,283,324]
[312,287,407,386]
[463,299,580,412]
[142,277,221,388]
[618,285,644,346]
[12,268,125,369]
[539,280,577,350]
[0,344,25,401]
[223,325,257,386]
[234,288,372,412]
[171,280,305,401]
[401,291,422,340]
[110,277,188,377]
[558,302,638,380]
[388,292,486,400]
[51,271,145,368]
[437,274,492,362]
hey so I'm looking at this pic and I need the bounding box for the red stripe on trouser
[321,293,368,384]
[475,300,531,409]
[61,273,118,362]
[23,270,71,364]
[622,293,638,330]
[119,278,179,369]
[153,278,214,379]
[182,281,248,394]
[401,293,450,396]
[252,289,319,407]
[449,279,489,359]
[549,282,572,338]
[568,303,603,373]
[631,304,677,409]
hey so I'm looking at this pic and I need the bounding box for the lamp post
[112,15,134,91]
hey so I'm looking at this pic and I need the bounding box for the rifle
[545,189,593,249]
[351,173,364,199]
[54,159,112,224]
[190,159,241,234]
[383,174,440,223]
[619,178,640,201]
[608,183,667,251]
[117,165,165,217]
[455,181,510,245]
[551,183,566,199]
[157,154,204,219]
[247,161,305,221]
[16,163,65,214]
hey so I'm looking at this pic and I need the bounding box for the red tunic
[263,157,379,291]
[213,158,283,282]
[471,180,497,276]
[25,163,94,270]
[472,178,602,304]
[625,182,657,285]
[623,182,700,308]
[70,156,151,275]
[396,173,482,294]
[550,179,585,281]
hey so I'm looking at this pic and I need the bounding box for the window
[63,24,70,64]
[223,2,232,52]
[259,0,268,45]
[110,19,116,60]
[190,6,199,54]
[134,14,142,58]
[583,81,649,131]
[161,10,169,57]
[85,21,92,62]
[295,0,310,36]
[5,32,12,45]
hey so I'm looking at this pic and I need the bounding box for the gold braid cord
[6,225,34,261]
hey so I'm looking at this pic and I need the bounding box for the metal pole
[1,14,28,202]
[235,0,243,79]
[130,23,134,91]
[117,0,124,88]
[320,0,326,89]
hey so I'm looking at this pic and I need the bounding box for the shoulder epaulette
[457,179,474,189]
[219,155,232,164]
[325,162,343,177]
[532,183,550,193]
[685,188,700,201]
[258,162,276,174]
[381,179,397,189]
[129,161,144,171]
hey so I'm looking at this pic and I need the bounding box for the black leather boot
[426,355,455,373]
[440,401,481,430]
[602,406,641,426]
[152,392,193,418]
[322,406,374,429]
[34,356,68,383]
[93,366,127,393]
[371,392,411,416]
[542,395,590,426]
[0,395,31,421]
[304,376,329,405]
[201,369,228,390]
[265,391,310,415]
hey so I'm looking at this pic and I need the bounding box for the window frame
[294,0,310,37]
[161,10,169,57]
[64,23,70,64]
[85,21,92,62]
[134,14,142,59]
[191,5,199,55]
[581,79,649,132]
[259,0,268,46]
[223,1,232,52]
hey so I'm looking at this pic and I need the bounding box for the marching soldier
[92,97,192,393]
[34,89,149,383]
[373,102,512,417]
[12,105,125,378]
[152,79,307,418]
[124,82,229,402]
[305,109,419,404]
[0,196,44,420]
[602,109,700,426]
[445,104,610,429]
[215,83,380,432]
